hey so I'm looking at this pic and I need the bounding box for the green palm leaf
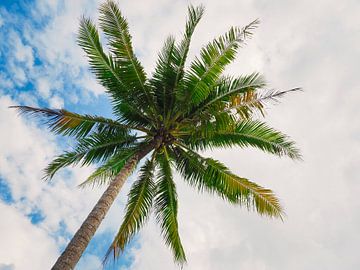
[185,120,301,159]
[152,5,204,121]
[78,146,139,187]
[44,133,138,180]
[99,0,158,119]
[99,0,146,88]
[189,73,266,118]
[78,17,127,98]
[79,14,155,125]
[115,102,155,130]
[104,155,156,262]
[10,106,144,137]
[182,19,260,106]
[154,148,186,265]
[172,145,283,218]
[151,35,178,119]
[174,4,205,88]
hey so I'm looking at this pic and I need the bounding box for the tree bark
[51,142,158,270]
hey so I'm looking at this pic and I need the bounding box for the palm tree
[12,1,300,269]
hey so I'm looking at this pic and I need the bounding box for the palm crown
[13,1,300,266]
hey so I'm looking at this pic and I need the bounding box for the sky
[0,0,359,269]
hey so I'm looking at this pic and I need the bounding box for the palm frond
[114,102,155,130]
[99,0,158,119]
[78,15,157,126]
[185,120,301,159]
[181,111,237,139]
[151,36,178,118]
[10,106,144,137]
[44,133,138,180]
[99,0,146,87]
[204,73,266,109]
[78,16,127,99]
[104,155,156,263]
[181,19,260,106]
[224,88,302,117]
[188,72,266,120]
[172,145,283,218]
[73,132,138,166]
[43,152,81,181]
[174,4,205,88]
[154,148,186,265]
[151,5,204,121]
[78,147,139,187]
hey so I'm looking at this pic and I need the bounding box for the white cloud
[0,202,58,269]
[10,31,34,70]
[75,254,102,270]
[78,73,105,96]
[48,95,64,108]
[2,31,34,87]
[26,0,103,99]
[0,0,106,108]
[7,62,27,86]
[0,74,13,90]
[17,92,39,107]
[36,78,51,98]
[0,95,56,201]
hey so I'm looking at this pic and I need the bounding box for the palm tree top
[12,0,300,266]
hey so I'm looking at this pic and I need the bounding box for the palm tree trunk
[51,142,158,270]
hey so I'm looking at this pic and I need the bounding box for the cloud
[0,202,58,269]
[48,95,64,108]
[36,78,51,98]
[17,92,39,107]
[2,31,34,87]
[76,254,102,270]
[0,0,106,108]
[11,31,34,70]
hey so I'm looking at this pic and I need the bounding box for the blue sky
[1,0,360,270]
[0,0,113,115]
